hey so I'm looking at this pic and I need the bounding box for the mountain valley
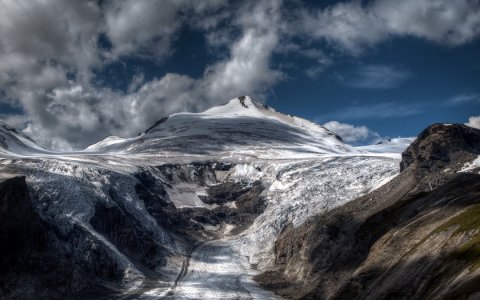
[0,97,479,300]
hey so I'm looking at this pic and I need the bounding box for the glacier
[0,96,404,299]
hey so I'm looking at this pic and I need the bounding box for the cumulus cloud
[300,0,480,54]
[466,116,480,129]
[339,64,411,89]
[323,121,379,144]
[0,0,284,150]
[203,0,283,100]
[300,1,385,54]
[0,0,479,150]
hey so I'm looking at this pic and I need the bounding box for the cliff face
[257,124,480,300]
[0,177,49,274]
[0,177,125,300]
[400,124,480,173]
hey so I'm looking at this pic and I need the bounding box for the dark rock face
[0,177,152,300]
[238,96,249,108]
[180,180,267,236]
[144,116,169,134]
[199,181,253,205]
[135,162,267,239]
[90,202,167,270]
[258,123,480,300]
[0,177,48,269]
[400,124,480,173]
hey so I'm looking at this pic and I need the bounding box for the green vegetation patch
[430,204,480,270]
[433,204,480,235]
[406,205,480,270]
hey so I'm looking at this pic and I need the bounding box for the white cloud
[466,116,480,129]
[339,65,411,89]
[204,0,283,100]
[374,0,480,45]
[444,93,480,106]
[323,121,379,144]
[300,0,480,54]
[323,101,425,120]
[300,2,386,54]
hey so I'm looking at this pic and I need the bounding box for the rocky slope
[256,124,480,299]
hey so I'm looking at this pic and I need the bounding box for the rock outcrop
[0,176,168,300]
[257,124,480,299]
[0,177,117,299]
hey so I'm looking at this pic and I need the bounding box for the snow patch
[166,183,215,209]
[357,137,415,154]
[460,156,480,173]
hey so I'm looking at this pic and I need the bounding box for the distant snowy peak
[87,96,356,156]
[0,121,46,156]
[356,137,415,154]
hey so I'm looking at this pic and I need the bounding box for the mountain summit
[86,96,355,157]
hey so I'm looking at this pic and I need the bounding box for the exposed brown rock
[257,124,480,300]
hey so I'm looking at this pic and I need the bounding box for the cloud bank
[300,0,480,54]
[0,0,478,149]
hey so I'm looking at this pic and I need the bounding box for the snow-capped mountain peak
[200,96,333,136]
[87,96,356,157]
[202,95,261,116]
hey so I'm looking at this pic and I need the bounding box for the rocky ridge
[256,124,480,299]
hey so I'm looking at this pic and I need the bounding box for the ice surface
[230,156,399,269]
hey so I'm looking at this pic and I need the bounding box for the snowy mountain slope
[0,96,404,299]
[0,121,48,156]
[86,96,356,158]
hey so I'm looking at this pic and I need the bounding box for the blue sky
[0,0,479,149]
